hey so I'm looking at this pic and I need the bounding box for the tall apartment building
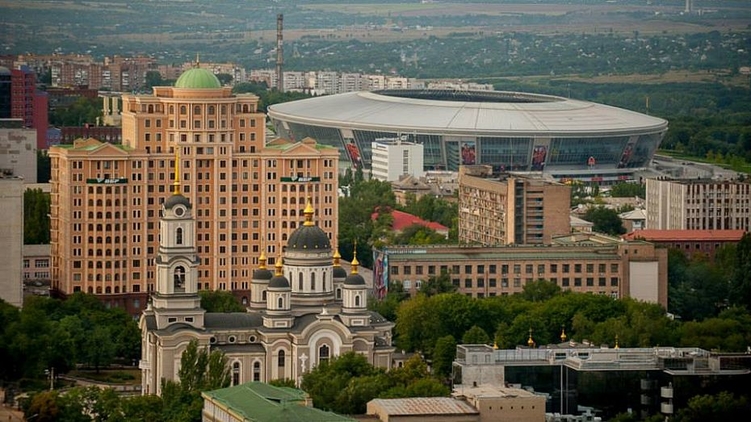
[458,166,571,246]
[50,67,339,314]
[370,139,424,182]
[646,178,751,230]
[9,66,48,149]
[0,122,38,182]
[0,176,23,307]
[374,232,668,307]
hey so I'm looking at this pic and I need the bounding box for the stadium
[268,89,668,183]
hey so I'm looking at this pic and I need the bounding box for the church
[139,181,395,396]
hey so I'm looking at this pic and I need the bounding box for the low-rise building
[372,209,449,239]
[202,382,355,422]
[367,397,480,422]
[619,208,647,232]
[455,384,546,422]
[23,244,51,285]
[373,233,668,307]
[621,229,746,261]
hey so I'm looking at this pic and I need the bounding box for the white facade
[646,178,751,230]
[0,177,23,307]
[370,140,424,182]
[0,126,38,183]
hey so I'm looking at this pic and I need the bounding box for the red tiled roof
[371,209,449,233]
[622,229,746,242]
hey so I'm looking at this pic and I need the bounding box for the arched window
[253,361,261,382]
[194,105,201,115]
[208,105,215,114]
[336,288,342,300]
[278,350,285,367]
[176,227,183,245]
[262,290,267,301]
[174,266,186,292]
[277,296,284,309]
[311,272,316,291]
[232,362,240,386]
[298,273,303,291]
[319,344,330,364]
[323,272,327,290]
[180,105,187,114]
[355,295,361,307]
[170,105,174,114]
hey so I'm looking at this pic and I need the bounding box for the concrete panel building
[373,233,668,308]
[50,66,339,314]
[646,178,751,231]
[459,166,571,246]
[0,176,23,307]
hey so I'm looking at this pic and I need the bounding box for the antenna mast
[276,14,284,92]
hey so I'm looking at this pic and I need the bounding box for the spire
[614,334,620,350]
[274,254,283,276]
[527,328,535,348]
[333,247,341,267]
[351,241,359,275]
[303,197,315,226]
[195,53,200,68]
[259,251,267,270]
[560,326,567,342]
[172,148,181,195]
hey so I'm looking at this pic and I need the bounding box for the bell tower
[150,151,204,329]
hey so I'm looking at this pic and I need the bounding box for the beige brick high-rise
[50,67,339,314]
[458,166,571,246]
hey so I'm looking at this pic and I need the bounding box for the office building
[458,166,571,246]
[370,139,424,182]
[0,122,37,182]
[139,189,393,395]
[0,176,23,307]
[373,232,668,307]
[646,178,751,231]
[50,66,339,313]
[622,229,746,261]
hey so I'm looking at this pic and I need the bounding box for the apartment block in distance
[50,66,339,314]
[374,232,668,307]
[646,177,751,231]
[458,165,570,246]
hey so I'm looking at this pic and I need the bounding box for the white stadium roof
[268,90,667,137]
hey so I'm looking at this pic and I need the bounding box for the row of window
[391,262,620,276]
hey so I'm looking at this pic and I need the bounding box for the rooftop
[622,229,746,242]
[368,397,478,416]
[203,382,355,422]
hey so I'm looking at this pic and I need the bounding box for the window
[174,266,186,291]
[278,350,285,367]
[319,344,330,364]
[176,227,183,245]
[253,361,261,382]
[232,362,240,386]
[278,297,284,309]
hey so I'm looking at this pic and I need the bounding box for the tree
[520,280,561,302]
[85,326,115,373]
[609,182,646,198]
[37,149,51,183]
[582,206,626,236]
[674,391,750,422]
[24,188,51,244]
[729,233,751,311]
[199,290,245,313]
[420,271,457,297]
[432,335,457,378]
[215,73,233,86]
[462,325,490,345]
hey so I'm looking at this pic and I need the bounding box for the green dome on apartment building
[174,67,221,89]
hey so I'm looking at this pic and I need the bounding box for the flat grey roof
[268,90,667,137]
